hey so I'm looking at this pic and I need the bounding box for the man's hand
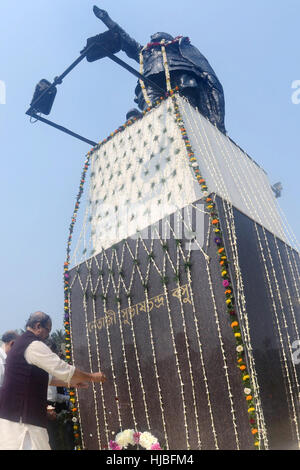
[91,371,106,383]
[93,6,108,21]
[71,368,107,386]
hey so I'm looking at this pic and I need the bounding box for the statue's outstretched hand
[93,5,109,21]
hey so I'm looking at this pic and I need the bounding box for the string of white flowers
[275,202,300,251]
[163,214,213,448]
[159,230,190,449]
[145,212,220,448]
[185,96,265,448]
[154,96,239,447]
[113,241,152,431]
[67,285,86,449]
[90,292,110,446]
[161,41,172,92]
[209,122,270,448]
[180,98,269,448]
[122,237,170,449]
[179,98,255,424]
[175,238,202,449]
[175,97,252,448]
[179,98,230,201]
[139,49,152,107]
[209,155,268,447]
[205,253,241,448]
[94,253,123,433]
[223,117,298,249]
[286,244,300,294]
[177,202,211,262]
[180,96,286,248]
[193,198,240,448]
[283,243,300,308]
[165,216,218,449]
[145,286,170,449]
[224,135,287,241]
[260,226,300,446]
[70,170,93,268]
[272,235,300,407]
[254,222,299,443]
[101,247,139,432]
[272,236,300,345]
[183,235,220,449]
[221,199,269,449]
[78,258,103,448]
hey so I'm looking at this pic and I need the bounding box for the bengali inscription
[87,283,191,332]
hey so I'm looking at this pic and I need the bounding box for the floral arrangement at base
[109,429,162,450]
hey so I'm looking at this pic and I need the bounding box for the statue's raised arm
[93,5,142,62]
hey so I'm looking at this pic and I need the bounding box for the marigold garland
[63,153,92,450]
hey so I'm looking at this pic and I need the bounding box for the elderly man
[0,311,106,450]
[0,331,19,388]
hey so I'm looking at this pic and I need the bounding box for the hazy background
[0,0,299,335]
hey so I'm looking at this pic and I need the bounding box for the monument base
[68,195,300,450]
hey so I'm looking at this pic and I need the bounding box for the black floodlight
[30,79,57,115]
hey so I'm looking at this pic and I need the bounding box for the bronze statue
[90,6,226,133]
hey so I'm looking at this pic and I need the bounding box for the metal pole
[28,112,97,147]
[26,43,97,115]
[102,48,165,95]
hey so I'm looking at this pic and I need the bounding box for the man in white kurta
[0,312,106,450]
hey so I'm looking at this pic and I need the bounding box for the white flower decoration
[236,345,244,353]
[109,429,161,450]
[139,431,158,450]
[115,429,135,448]
[244,388,252,395]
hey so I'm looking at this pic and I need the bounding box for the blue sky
[0,0,299,334]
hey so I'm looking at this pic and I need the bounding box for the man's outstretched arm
[50,370,106,388]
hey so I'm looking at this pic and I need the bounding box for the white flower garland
[139,50,152,107]
[139,38,174,107]
[160,42,171,92]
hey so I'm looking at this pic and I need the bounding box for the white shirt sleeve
[0,349,6,388]
[24,341,75,386]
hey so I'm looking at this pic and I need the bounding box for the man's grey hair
[1,330,19,344]
[25,311,51,329]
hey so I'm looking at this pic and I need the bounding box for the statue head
[150,32,174,43]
